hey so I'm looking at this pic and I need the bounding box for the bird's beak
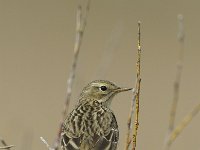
[114,87,133,93]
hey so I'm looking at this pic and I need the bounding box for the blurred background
[0,0,200,150]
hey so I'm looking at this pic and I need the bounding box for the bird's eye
[100,86,107,91]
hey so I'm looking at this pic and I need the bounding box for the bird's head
[79,80,132,106]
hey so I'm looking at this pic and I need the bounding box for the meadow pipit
[61,80,132,150]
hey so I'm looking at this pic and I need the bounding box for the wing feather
[61,103,119,150]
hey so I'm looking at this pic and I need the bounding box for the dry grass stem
[0,137,14,150]
[132,21,142,150]
[40,137,54,150]
[52,1,91,149]
[168,14,185,133]
[63,0,91,119]
[163,14,185,150]
[0,146,14,149]
[125,88,136,150]
[166,103,200,148]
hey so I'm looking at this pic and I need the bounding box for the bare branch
[125,89,136,150]
[166,103,200,148]
[169,14,185,132]
[0,137,14,150]
[132,21,142,150]
[40,137,54,150]
[52,0,91,149]
[163,14,185,150]
[0,145,14,149]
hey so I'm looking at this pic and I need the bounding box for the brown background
[0,0,200,150]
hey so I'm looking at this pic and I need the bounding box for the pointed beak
[114,87,133,93]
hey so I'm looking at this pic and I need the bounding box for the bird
[61,80,132,150]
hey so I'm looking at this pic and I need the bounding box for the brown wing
[92,112,119,150]
[61,128,118,150]
[61,104,119,150]
[61,132,82,150]
[61,106,84,150]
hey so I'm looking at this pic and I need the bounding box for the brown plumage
[61,80,132,150]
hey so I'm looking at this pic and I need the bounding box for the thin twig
[63,0,91,117]
[52,1,91,149]
[0,137,14,150]
[132,21,142,150]
[125,89,136,150]
[40,137,54,150]
[163,14,185,150]
[0,146,14,149]
[169,14,185,132]
[166,103,200,148]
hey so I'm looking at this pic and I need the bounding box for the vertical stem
[52,1,91,149]
[132,21,142,150]
[167,103,200,147]
[163,14,185,150]
[125,89,136,150]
